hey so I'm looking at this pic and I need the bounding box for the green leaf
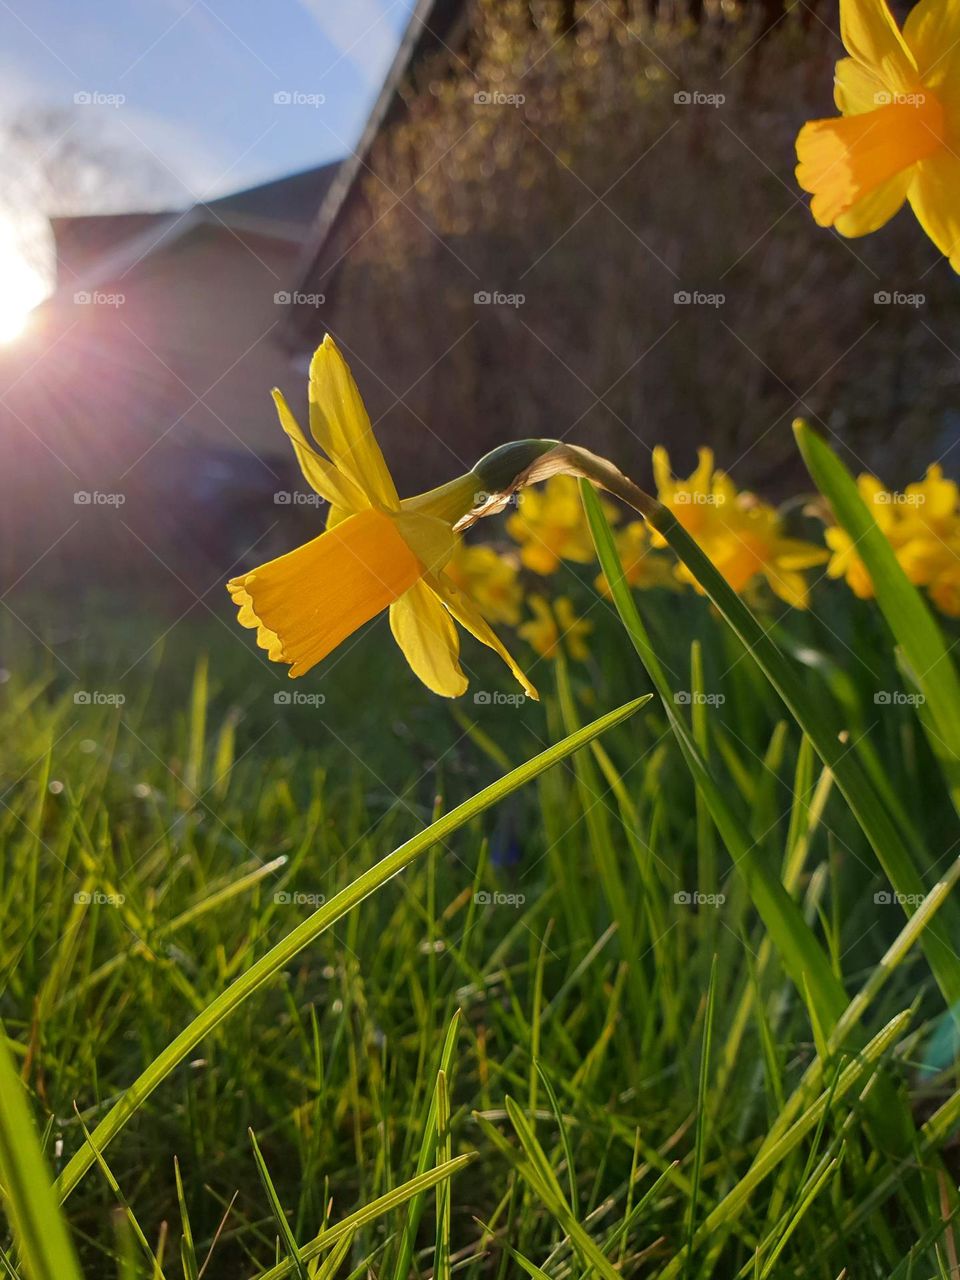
[795,419,960,811]
[631,476,960,1015]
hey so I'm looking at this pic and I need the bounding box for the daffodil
[594,520,676,596]
[227,337,536,699]
[444,543,523,625]
[824,463,960,615]
[652,447,829,608]
[506,475,616,574]
[519,595,593,661]
[795,0,960,268]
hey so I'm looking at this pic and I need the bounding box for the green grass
[2,430,960,1277]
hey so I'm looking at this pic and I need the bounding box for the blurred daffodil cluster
[825,465,960,616]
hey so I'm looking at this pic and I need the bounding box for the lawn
[2,429,960,1278]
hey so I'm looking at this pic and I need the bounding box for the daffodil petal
[227,507,422,678]
[834,169,912,235]
[389,579,468,698]
[309,335,400,509]
[834,56,889,114]
[908,151,960,271]
[765,567,811,609]
[431,574,539,700]
[839,0,918,95]
[272,389,369,512]
[902,0,960,92]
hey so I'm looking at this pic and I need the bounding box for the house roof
[49,161,341,297]
[283,0,469,345]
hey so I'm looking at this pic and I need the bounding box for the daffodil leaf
[795,419,960,815]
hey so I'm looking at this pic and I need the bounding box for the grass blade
[56,694,651,1202]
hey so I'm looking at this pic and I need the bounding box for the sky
[0,0,415,201]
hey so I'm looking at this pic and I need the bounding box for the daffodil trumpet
[226,337,664,701]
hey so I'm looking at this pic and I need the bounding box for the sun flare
[0,218,48,344]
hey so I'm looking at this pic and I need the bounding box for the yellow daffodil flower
[444,543,523,626]
[227,337,536,700]
[519,595,593,661]
[795,0,960,268]
[652,447,828,608]
[506,475,616,574]
[824,463,960,615]
[594,520,676,596]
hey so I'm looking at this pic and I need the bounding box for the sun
[0,217,49,344]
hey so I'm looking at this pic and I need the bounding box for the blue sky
[0,0,416,206]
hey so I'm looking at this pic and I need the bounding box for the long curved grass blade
[0,1028,82,1280]
[55,695,650,1203]
[390,1010,461,1280]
